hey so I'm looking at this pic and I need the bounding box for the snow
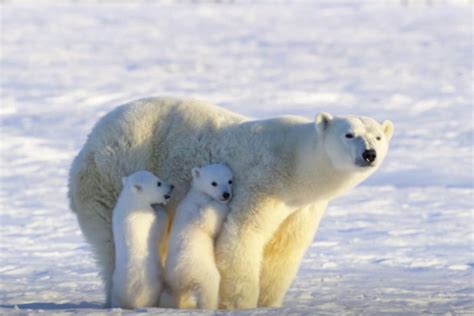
[1,1,473,315]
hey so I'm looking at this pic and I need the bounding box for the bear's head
[315,112,394,172]
[192,163,233,204]
[121,170,174,206]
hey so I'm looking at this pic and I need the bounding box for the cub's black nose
[164,194,171,199]
[362,149,377,163]
[222,192,230,200]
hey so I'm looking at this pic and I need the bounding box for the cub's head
[192,163,233,204]
[315,112,394,172]
[122,170,174,205]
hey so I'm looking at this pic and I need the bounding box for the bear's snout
[362,149,377,163]
[222,192,231,200]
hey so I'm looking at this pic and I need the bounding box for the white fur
[68,97,394,309]
[161,164,233,309]
[111,170,173,309]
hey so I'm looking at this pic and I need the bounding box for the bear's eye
[211,182,217,187]
[157,182,162,187]
[376,136,382,141]
[228,180,233,185]
[345,133,354,139]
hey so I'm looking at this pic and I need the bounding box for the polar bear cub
[162,163,233,309]
[111,170,174,309]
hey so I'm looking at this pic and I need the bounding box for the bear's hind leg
[69,155,118,307]
[75,203,115,306]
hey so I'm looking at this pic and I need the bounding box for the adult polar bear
[69,97,394,309]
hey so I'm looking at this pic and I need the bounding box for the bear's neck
[116,193,153,213]
[281,123,370,207]
[186,186,214,207]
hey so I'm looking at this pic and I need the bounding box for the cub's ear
[132,184,143,193]
[192,167,200,179]
[382,120,394,141]
[315,112,333,132]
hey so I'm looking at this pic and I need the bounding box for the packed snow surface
[0,1,472,315]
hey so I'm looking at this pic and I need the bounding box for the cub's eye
[211,182,217,187]
[345,133,354,139]
[157,182,161,187]
[376,136,382,141]
[228,180,233,185]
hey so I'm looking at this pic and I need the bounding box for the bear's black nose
[362,149,377,163]
[164,194,170,199]
[222,192,230,200]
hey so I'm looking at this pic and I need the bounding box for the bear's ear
[315,112,333,132]
[121,177,127,187]
[382,120,394,141]
[192,167,200,179]
[132,184,143,193]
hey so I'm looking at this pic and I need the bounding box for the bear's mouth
[355,159,376,168]
[151,203,163,209]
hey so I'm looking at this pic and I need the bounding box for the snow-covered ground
[1,1,472,315]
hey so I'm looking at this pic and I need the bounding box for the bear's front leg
[258,202,327,307]
[215,195,291,309]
